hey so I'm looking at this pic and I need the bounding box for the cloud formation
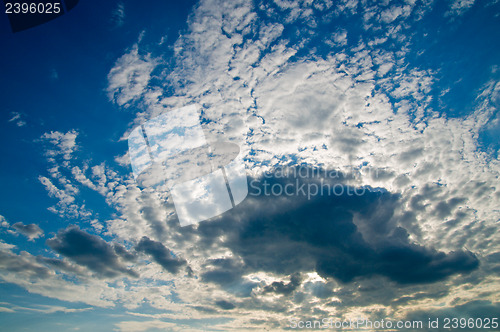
[8,112,26,127]
[12,222,44,241]
[107,45,158,107]
[46,226,138,278]
[195,173,479,285]
[2,0,498,329]
[135,236,187,274]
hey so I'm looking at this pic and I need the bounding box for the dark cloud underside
[47,226,137,278]
[197,171,479,286]
[135,236,187,274]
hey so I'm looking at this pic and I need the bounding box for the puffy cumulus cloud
[98,0,500,326]
[107,44,158,107]
[111,2,125,28]
[130,0,499,254]
[446,0,476,17]
[263,273,302,295]
[0,216,44,241]
[0,242,54,280]
[38,129,128,222]
[135,236,187,274]
[46,226,138,278]
[11,222,44,241]
[38,175,91,219]
[38,130,97,219]
[0,214,5,223]
[72,0,493,325]
[41,130,79,162]
[35,256,88,275]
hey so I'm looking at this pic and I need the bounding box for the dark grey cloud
[263,273,302,295]
[215,300,236,310]
[113,243,136,262]
[46,226,138,278]
[36,256,84,275]
[135,236,186,274]
[0,250,52,279]
[12,222,44,240]
[194,169,479,287]
[201,258,244,285]
[199,258,258,298]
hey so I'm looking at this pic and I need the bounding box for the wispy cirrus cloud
[8,112,26,127]
[111,2,126,28]
[446,0,476,16]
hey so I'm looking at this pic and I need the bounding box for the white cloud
[114,151,131,167]
[107,45,158,107]
[446,0,475,16]
[330,29,348,46]
[380,5,412,23]
[38,175,91,219]
[0,216,44,241]
[8,112,26,127]
[105,0,499,314]
[41,130,79,162]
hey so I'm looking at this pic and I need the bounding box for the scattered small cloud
[446,0,475,16]
[12,222,44,241]
[114,151,130,167]
[112,2,125,28]
[0,303,93,314]
[41,130,79,161]
[135,237,187,274]
[8,112,26,127]
[0,216,44,241]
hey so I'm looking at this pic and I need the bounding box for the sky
[0,0,499,331]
